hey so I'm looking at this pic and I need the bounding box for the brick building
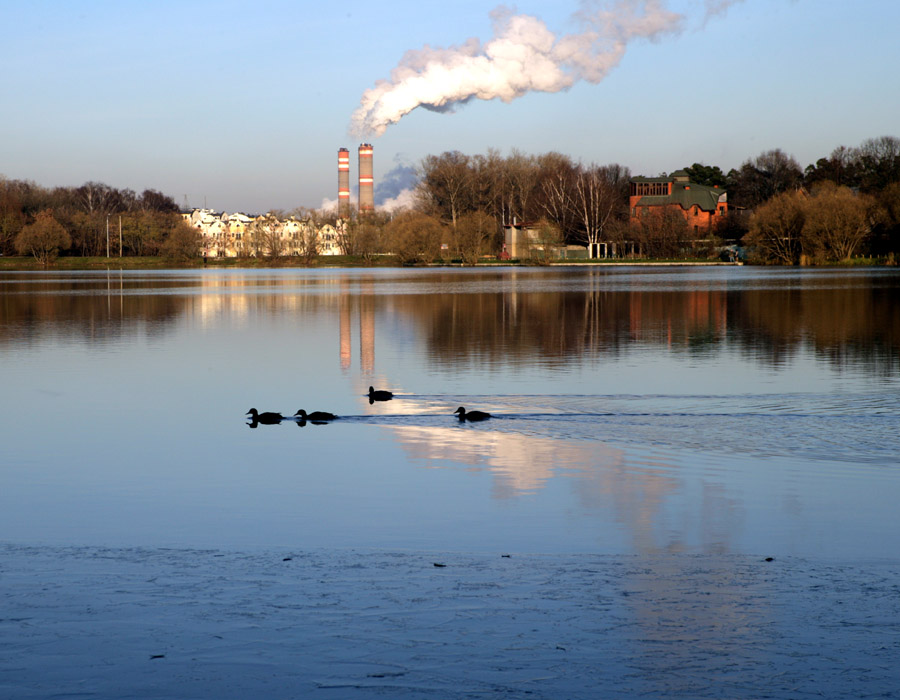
[629,170,728,232]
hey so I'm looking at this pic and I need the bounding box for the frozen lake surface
[3,544,899,699]
[2,266,899,696]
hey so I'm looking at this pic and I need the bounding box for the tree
[384,212,443,265]
[162,220,202,261]
[570,163,629,257]
[635,208,690,259]
[418,151,473,229]
[0,178,26,255]
[801,182,875,262]
[456,210,496,264]
[120,210,172,256]
[246,215,283,257]
[743,190,806,264]
[683,163,727,188]
[856,135,900,192]
[537,152,578,242]
[871,182,900,256]
[138,189,179,213]
[470,149,508,226]
[804,145,860,189]
[504,150,540,224]
[728,149,803,208]
[332,212,384,259]
[526,219,563,264]
[15,210,71,265]
[291,212,323,266]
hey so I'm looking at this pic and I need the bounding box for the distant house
[187,208,344,258]
[502,221,587,260]
[502,221,541,259]
[629,170,728,232]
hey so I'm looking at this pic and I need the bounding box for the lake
[2,265,899,558]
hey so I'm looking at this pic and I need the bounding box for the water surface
[2,266,899,558]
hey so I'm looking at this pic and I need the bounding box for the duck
[454,406,491,422]
[246,408,284,424]
[368,386,393,402]
[294,409,338,422]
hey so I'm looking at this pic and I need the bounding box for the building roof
[632,177,727,212]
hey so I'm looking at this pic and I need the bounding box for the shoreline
[2,255,895,272]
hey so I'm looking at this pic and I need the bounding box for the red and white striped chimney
[337,147,350,217]
[358,143,374,214]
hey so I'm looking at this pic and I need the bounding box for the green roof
[632,177,726,212]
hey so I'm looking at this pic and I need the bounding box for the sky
[2,0,898,214]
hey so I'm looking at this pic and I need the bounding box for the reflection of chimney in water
[360,282,375,373]
[339,286,351,371]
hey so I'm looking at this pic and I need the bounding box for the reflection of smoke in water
[350,1,743,136]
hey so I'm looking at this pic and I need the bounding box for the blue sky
[2,0,898,213]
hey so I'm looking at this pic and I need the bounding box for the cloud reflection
[385,417,746,556]
[388,424,610,498]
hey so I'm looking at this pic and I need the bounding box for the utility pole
[106,215,110,258]
[119,215,122,257]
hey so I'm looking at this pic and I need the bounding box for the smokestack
[358,143,374,214]
[337,147,350,217]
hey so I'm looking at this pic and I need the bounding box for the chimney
[358,143,374,214]
[337,148,350,217]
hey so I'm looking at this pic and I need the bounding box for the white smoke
[376,166,419,212]
[375,162,418,201]
[350,0,700,137]
[377,188,417,214]
[319,196,339,213]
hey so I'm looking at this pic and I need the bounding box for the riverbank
[3,254,898,271]
[1,255,732,271]
[2,544,898,699]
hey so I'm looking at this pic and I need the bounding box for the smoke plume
[350,1,702,137]
[375,162,419,213]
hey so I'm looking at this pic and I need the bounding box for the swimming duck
[294,409,338,422]
[368,386,393,402]
[246,408,284,424]
[454,407,491,421]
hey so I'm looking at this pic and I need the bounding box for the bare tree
[570,164,628,258]
[856,135,900,192]
[802,182,875,261]
[456,210,497,264]
[246,215,282,257]
[296,220,319,266]
[744,190,806,264]
[504,149,539,224]
[418,151,473,229]
[728,149,803,208]
[635,209,691,259]
[537,152,578,241]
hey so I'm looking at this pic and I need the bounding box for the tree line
[4,134,899,265]
[0,179,199,264]
[386,135,899,264]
